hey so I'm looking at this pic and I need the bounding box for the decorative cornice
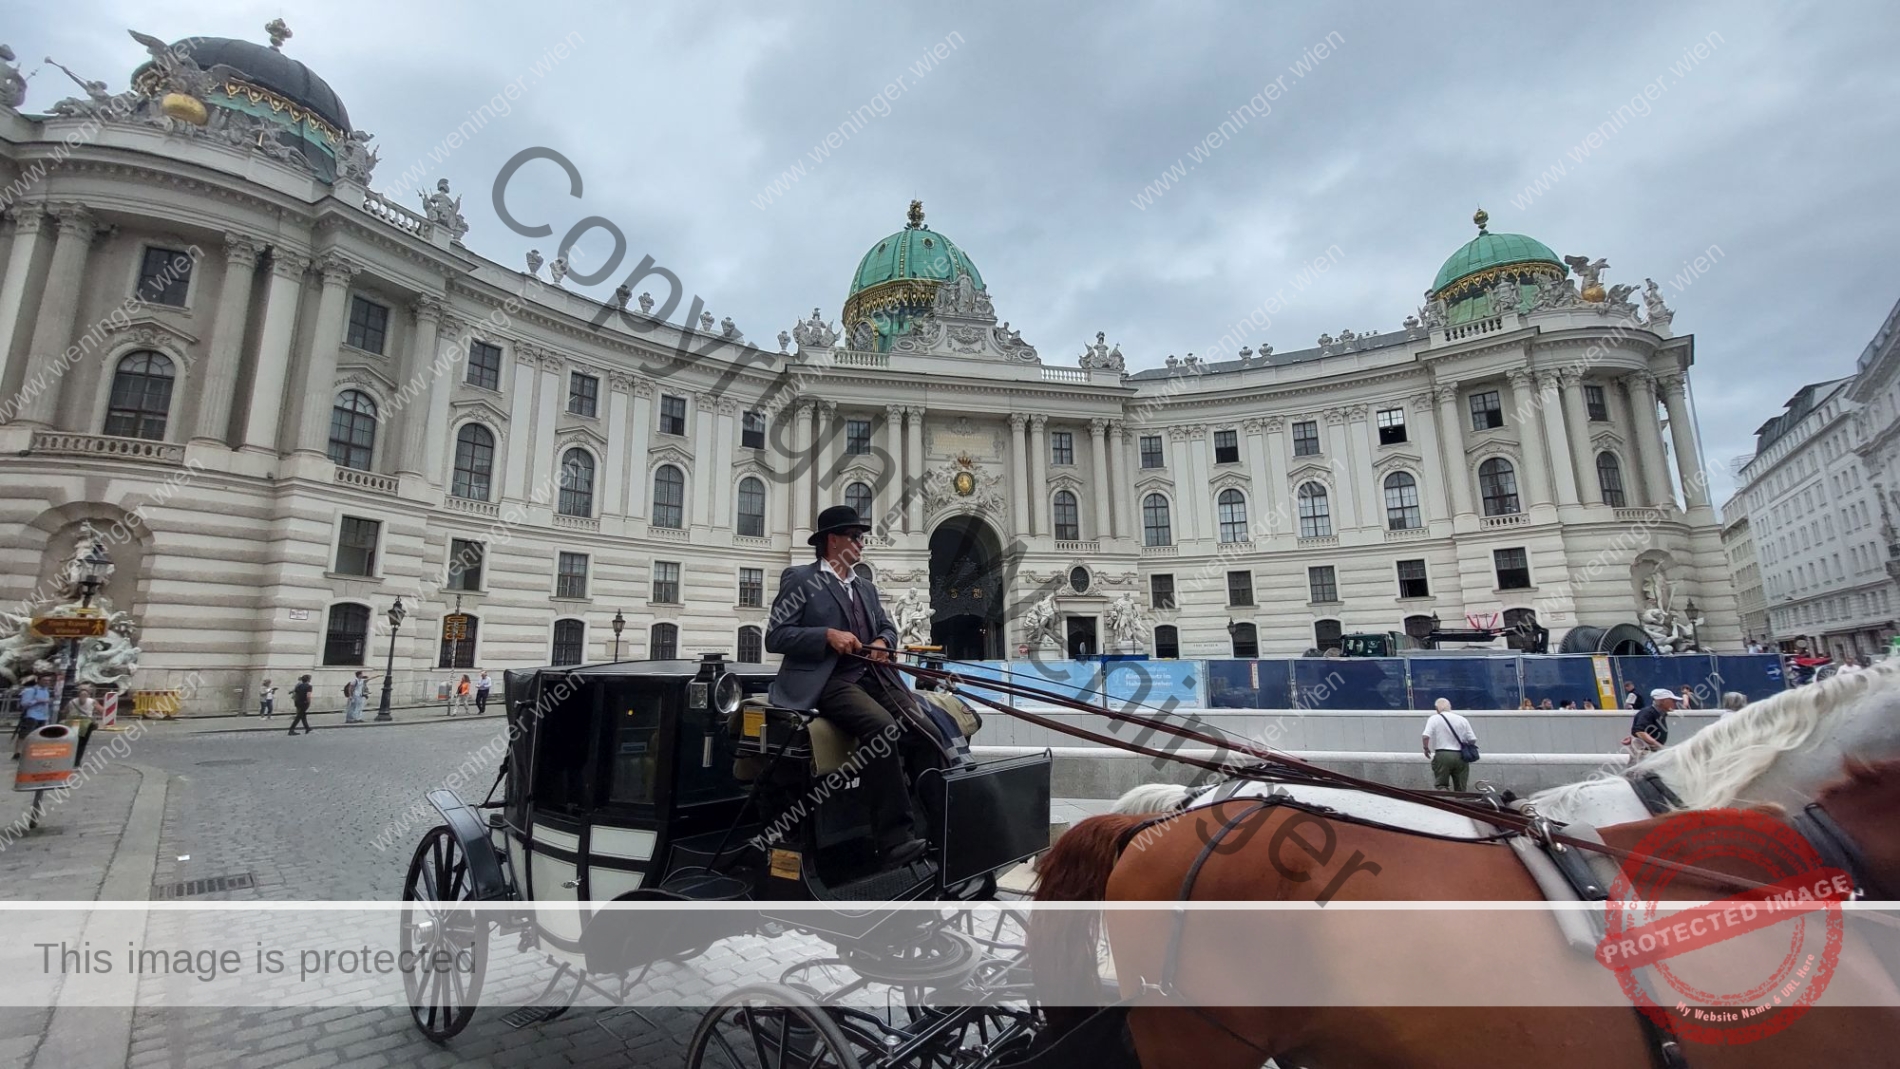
[1343,403,1369,420]
[1165,424,1196,442]
[607,370,636,391]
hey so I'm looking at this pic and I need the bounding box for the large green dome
[1431,211,1564,296]
[848,204,984,298]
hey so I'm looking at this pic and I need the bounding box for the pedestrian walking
[1625,687,1676,762]
[288,675,314,736]
[14,672,54,759]
[343,671,369,724]
[449,674,472,716]
[1621,682,1641,709]
[474,670,492,715]
[1422,698,1479,792]
[257,679,276,719]
[59,683,99,766]
[1677,685,1698,710]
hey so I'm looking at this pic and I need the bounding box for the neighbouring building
[1720,493,1769,643]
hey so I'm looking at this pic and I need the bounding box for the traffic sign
[31,614,107,638]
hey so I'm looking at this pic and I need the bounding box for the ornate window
[103,351,175,440]
[1218,489,1249,543]
[1150,574,1176,610]
[1140,435,1164,468]
[1479,458,1520,516]
[466,341,502,390]
[322,603,370,666]
[652,465,685,528]
[1297,482,1332,538]
[1153,625,1180,659]
[567,372,598,417]
[346,296,389,353]
[1292,420,1320,456]
[1384,472,1421,530]
[845,481,874,524]
[551,619,585,666]
[327,389,377,470]
[1596,452,1627,508]
[1230,622,1258,659]
[556,552,589,599]
[650,622,678,660]
[736,477,767,537]
[1469,390,1504,430]
[1053,490,1080,541]
[1050,431,1074,466]
[558,449,596,517]
[451,424,494,501]
[1142,494,1172,547]
[737,625,763,663]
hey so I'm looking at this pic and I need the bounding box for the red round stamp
[1594,807,1850,1045]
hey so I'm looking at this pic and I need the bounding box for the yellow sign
[742,709,765,738]
[768,849,802,881]
[1591,655,1618,710]
[31,615,107,639]
[442,613,473,642]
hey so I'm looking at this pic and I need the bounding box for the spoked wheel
[687,983,863,1069]
[400,825,490,1042]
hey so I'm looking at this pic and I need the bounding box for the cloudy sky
[18,0,1900,499]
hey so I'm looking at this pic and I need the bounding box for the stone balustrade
[29,432,185,464]
[333,466,399,495]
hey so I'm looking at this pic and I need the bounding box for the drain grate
[154,872,256,899]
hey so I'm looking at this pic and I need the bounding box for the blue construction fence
[952,654,1785,712]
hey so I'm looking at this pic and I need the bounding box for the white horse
[1111,659,1900,828]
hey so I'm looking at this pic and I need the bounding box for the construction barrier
[132,689,182,719]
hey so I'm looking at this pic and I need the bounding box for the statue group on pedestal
[0,522,143,689]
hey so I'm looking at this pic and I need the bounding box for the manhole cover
[194,759,258,767]
[154,872,256,899]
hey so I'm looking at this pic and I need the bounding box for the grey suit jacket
[764,561,900,711]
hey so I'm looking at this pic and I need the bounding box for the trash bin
[15,723,78,791]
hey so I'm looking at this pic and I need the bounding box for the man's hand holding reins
[826,629,862,656]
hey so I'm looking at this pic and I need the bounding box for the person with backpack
[288,675,314,736]
[343,671,370,724]
[1421,697,1479,792]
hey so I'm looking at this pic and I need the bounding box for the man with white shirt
[1421,697,1478,791]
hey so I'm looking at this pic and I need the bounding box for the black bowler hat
[809,504,871,546]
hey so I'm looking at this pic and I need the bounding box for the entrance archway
[929,516,1006,660]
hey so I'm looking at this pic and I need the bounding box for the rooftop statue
[612,284,631,308]
[1602,282,1639,317]
[776,330,791,353]
[419,179,470,240]
[791,308,838,351]
[336,130,379,183]
[638,292,655,315]
[700,310,717,333]
[524,249,543,276]
[0,45,26,110]
[1642,278,1674,328]
[548,255,568,284]
[1079,331,1125,372]
[721,316,743,341]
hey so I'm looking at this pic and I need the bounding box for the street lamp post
[611,610,626,662]
[61,541,113,697]
[375,596,405,721]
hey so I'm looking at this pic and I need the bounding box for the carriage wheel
[686,984,863,1069]
[400,826,490,1043]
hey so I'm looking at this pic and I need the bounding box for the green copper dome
[1431,211,1564,296]
[848,202,984,297]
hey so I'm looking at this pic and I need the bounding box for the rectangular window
[652,561,681,604]
[136,246,193,307]
[1292,420,1320,456]
[567,372,598,417]
[1140,435,1164,468]
[346,296,389,354]
[335,517,380,577]
[742,410,766,449]
[1154,625,1180,659]
[1397,558,1430,599]
[1469,390,1504,430]
[659,395,687,435]
[845,418,872,455]
[1050,430,1074,466]
[1377,407,1407,445]
[650,622,678,660]
[1150,574,1176,610]
[1214,429,1240,464]
[446,538,484,592]
[1494,547,1532,590]
[466,341,502,390]
[550,620,585,666]
[1584,384,1609,421]
[1308,566,1338,604]
[1227,570,1254,607]
[738,567,765,607]
[555,552,589,599]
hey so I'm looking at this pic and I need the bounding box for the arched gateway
[928,516,1007,660]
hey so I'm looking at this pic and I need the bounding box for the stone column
[1346,405,1378,526]
[883,404,905,531]
[14,205,96,426]
[293,256,359,455]
[1108,419,1129,540]
[1609,375,1652,505]
[1559,369,1599,505]
[240,250,310,453]
[1322,411,1358,528]
[816,400,839,512]
[1008,414,1030,537]
[792,400,815,538]
[191,233,263,445]
[1262,417,1289,534]
[1029,414,1049,537]
[693,395,717,527]
[1407,392,1447,523]
[1658,373,1710,509]
[394,297,442,475]
[1629,372,1676,509]
[904,405,925,533]
[713,400,738,528]
[1535,370,1580,505]
[628,377,654,518]
[422,316,457,483]
[529,354,561,505]
[603,373,631,516]
[0,211,51,393]
[502,347,538,500]
[1434,384,1475,518]
[1088,418,1111,540]
[1506,370,1554,508]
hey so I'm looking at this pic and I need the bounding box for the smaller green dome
[1431,211,1564,296]
[848,202,983,298]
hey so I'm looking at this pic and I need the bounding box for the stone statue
[128,28,225,101]
[1642,278,1674,327]
[336,129,379,182]
[56,523,113,601]
[0,524,143,687]
[47,57,121,117]
[1418,292,1449,329]
[721,316,742,341]
[525,249,544,276]
[1017,594,1060,650]
[1338,328,1357,344]
[0,45,27,110]
[1258,343,1273,359]
[1530,275,1582,311]
[612,284,632,308]
[792,308,838,351]
[418,179,470,239]
[1563,255,1609,289]
[1640,600,1678,653]
[1078,331,1124,372]
[776,330,791,353]
[850,320,875,351]
[638,291,655,315]
[547,256,568,284]
[1491,275,1520,315]
[699,311,716,333]
[1165,353,1180,369]
[889,588,934,647]
[1603,283,1639,317]
[1402,314,1420,330]
[1104,591,1150,651]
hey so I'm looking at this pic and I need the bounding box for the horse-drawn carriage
[400,651,1054,1065]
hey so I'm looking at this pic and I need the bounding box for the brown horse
[1034,759,1900,1068]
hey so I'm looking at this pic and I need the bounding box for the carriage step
[501,1005,570,1029]
[820,859,937,902]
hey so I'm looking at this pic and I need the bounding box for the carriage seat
[729,698,858,780]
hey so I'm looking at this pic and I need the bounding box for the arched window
[737,625,763,663]
[1596,452,1627,508]
[550,619,585,666]
[103,351,175,440]
[1297,483,1332,538]
[1053,490,1080,541]
[1218,489,1249,543]
[1384,472,1421,530]
[1153,624,1180,659]
[651,465,684,528]
[736,476,766,537]
[322,603,370,666]
[845,481,874,525]
[558,449,596,517]
[650,622,678,660]
[327,389,377,470]
[1479,458,1520,516]
[451,424,495,501]
[1313,619,1343,653]
[1142,494,1172,547]
[1230,622,1259,658]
